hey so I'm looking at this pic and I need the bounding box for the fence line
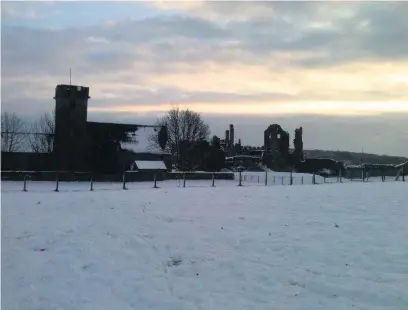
[1,170,405,193]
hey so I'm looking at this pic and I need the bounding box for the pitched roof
[134,160,167,170]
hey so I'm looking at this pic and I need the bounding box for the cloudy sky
[2,1,408,156]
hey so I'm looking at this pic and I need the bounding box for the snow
[120,127,161,153]
[134,160,167,170]
[2,181,408,310]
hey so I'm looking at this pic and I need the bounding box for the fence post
[90,175,94,191]
[23,174,27,192]
[122,172,127,190]
[312,173,316,185]
[273,176,276,185]
[212,173,215,187]
[238,171,243,186]
[281,176,284,185]
[183,173,186,188]
[324,177,326,183]
[258,175,260,183]
[290,171,293,185]
[301,176,304,185]
[153,173,158,188]
[55,173,59,192]
[361,168,365,182]
[339,169,342,183]
[403,168,405,182]
[265,171,268,186]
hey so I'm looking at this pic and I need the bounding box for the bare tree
[148,107,210,155]
[1,112,27,152]
[29,111,55,153]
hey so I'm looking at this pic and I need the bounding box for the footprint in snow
[33,248,47,252]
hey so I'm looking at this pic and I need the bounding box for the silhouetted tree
[205,147,225,172]
[148,107,210,168]
[29,111,55,153]
[177,137,226,172]
[157,125,168,151]
[178,139,207,171]
[210,135,221,149]
[1,112,27,152]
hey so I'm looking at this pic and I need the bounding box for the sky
[1,1,408,156]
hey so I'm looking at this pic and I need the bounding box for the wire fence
[1,169,405,193]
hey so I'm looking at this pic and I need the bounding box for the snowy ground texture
[2,180,408,310]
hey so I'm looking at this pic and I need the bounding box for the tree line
[1,111,55,153]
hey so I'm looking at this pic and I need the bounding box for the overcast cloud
[1,1,407,156]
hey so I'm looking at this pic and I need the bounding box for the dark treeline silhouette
[1,111,55,154]
[177,137,225,172]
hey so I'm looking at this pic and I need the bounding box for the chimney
[225,129,230,147]
[229,124,234,148]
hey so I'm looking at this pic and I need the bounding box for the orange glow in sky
[89,101,408,116]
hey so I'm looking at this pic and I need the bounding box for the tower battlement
[54,84,90,99]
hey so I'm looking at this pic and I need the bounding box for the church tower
[53,84,90,171]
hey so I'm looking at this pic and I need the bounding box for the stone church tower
[53,84,90,171]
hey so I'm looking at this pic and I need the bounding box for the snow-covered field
[2,181,408,310]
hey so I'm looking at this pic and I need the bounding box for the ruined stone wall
[293,127,304,162]
[229,124,235,148]
[264,124,281,152]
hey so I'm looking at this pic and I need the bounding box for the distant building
[220,124,242,157]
